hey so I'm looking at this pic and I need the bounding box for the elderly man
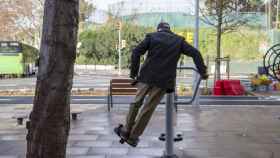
[114,22,208,147]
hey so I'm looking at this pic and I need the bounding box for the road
[0,74,198,91]
[0,68,251,91]
[0,74,112,90]
[0,95,280,106]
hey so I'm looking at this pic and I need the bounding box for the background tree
[79,0,95,31]
[233,0,265,12]
[0,0,94,48]
[26,0,79,158]
[0,0,44,47]
[201,0,251,80]
[77,22,151,67]
[0,0,27,41]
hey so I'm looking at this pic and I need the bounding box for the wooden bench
[107,78,138,112]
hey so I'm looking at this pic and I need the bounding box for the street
[0,74,112,90]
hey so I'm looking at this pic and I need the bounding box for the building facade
[108,0,266,28]
[108,0,201,27]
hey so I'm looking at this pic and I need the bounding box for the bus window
[10,42,20,47]
[0,41,22,54]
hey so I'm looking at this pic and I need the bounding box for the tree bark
[26,0,79,158]
[216,0,223,80]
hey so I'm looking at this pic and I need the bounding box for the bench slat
[111,93,137,95]
[111,84,136,88]
[111,88,137,94]
[111,79,135,83]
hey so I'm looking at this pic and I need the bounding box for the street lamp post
[117,21,122,76]
[277,0,280,29]
[266,0,272,31]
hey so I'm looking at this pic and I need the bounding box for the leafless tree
[201,0,251,80]
[0,0,44,47]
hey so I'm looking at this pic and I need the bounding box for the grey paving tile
[0,135,26,141]
[273,137,280,144]
[180,149,217,158]
[70,129,87,134]
[78,123,110,127]
[149,141,165,148]
[216,148,272,158]
[140,136,160,141]
[86,118,108,123]
[88,147,129,155]
[68,141,80,147]
[68,135,98,141]
[67,156,105,158]
[128,148,164,157]
[107,156,152,158]
[74,141,112,147]
[88,127,108,131]
[97,135,119,141]
[0,141,26,155]
[85,129,111,135]
[66,147,89,155]
[111,140,132,148]
[0,131,24,135]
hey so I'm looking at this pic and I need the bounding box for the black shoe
[126,137,139,147]
[114,124,139,147]
[114,124,129,139]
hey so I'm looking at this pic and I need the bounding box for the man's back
[137,31,184,89]
[130,24,206,91]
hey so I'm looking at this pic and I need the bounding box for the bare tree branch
[200,8,216,26]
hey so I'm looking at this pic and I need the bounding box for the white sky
[90,0,122,10]
[90,0,194,10]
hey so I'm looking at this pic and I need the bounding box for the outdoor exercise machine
[264,43,280,81]
[159,67,202,158]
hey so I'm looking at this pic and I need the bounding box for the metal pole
[165,93,176,158]
[266,0,269,31]
[192,0,201,107]
[266,0,272,31]
[118,24,122,76]
[161,67,201,158]
[194,0,199,47]
[277,0,280,29]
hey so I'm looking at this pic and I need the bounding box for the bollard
[161,67,202,158]
[164,93,177,158]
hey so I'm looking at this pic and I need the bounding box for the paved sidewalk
[0,104,280,158]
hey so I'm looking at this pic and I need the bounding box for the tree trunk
[216,24,222,80]
[216,0,223,80]
[26,0,79,158]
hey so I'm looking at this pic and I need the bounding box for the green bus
[0,41,38,77]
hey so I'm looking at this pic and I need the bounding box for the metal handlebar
[176,66,202,105]
[177,66,200,73]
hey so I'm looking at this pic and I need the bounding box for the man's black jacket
[130,30,207,91]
